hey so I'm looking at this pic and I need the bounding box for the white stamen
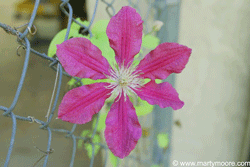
[105,62,144,101]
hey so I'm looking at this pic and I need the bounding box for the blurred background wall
[1,0,250,166]
[174,0,250,163]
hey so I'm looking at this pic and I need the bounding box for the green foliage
[132,54,141,67]
[67,78,77,87]
[155,79,162,84]
[77,130,101,159]
[71,18,90,30]
[91,37,116,66]
[67,78,113,88]
[47,18,90,58]
[157,133,169,148]
[109,150,118,167]
[133,34,160,66]
[91,20,109,38]
[92,113,108,132]
[142,34,160,49]
[134,97,154,116]
[81,78,112,85]
[90,20,116,67]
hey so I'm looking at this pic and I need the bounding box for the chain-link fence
[0,0,180,166]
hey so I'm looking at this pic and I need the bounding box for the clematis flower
[56,6,191,159]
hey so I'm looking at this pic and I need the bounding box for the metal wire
[0,0,167,166]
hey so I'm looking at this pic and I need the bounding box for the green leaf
[144,78,151,84]
[91,36,116,66]
[90,20,116,67]
[133,58,140,67]
[132,49,144,67]
[47,29,81,58]
[157,133,169,148]
[68,77,112,88]
[48,18,89,58]
[134,97,154,116]
[77,130,101,159]
[77,130,90,149]
[85,134,101,158]
[155,79,162,84]
[68,78,77,86]
[67,78,83,90]
[92,113,108,132]
[142,35,160,49]
[81,78,112,85]
[109,150,118,167]
[91,20,109,38]
[71,18,90,30]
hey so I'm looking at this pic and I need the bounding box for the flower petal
[137,42,192,80]
[56,37,111,79]
[134,80,184,110]
[106,6,143,66]
[58,83,112,124]
[105,94,142,159]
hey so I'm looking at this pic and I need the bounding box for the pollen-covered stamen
[105,63,144,100]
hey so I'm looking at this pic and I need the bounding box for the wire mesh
[0,0,170,166]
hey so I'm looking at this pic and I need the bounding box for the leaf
[81,78,112,85]
[77,130,101,159]
[77,130,90,149]
[85,134,101,158]
[128,79,154,117]
[132,49,143,67]
[92,113,108,132]
[157,133,169,148]
[155,79,162,84]
[91,20,109,38]
[91,37,116,66]
[48,18,89,58]
[68,78,77,86]
[109,150,118,167]
[48,29,80,58]
[134,97,154,116]
[90,20,116,67]
[142,35,160,49]
[71,18,90,30]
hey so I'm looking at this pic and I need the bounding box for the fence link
[0,0,175,166]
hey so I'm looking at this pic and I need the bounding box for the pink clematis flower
[56,6,191,158]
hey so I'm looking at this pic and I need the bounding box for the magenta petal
[106,6,143,66]
[105,95,142,159]
[58,83,111,124]
[137,42,192,80]
[134,80,184,110]
[56,37,111,79]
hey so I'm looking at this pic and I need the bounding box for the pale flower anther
[105,63,144,101]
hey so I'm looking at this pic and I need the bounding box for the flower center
[119,79,128,87]
[106,63,144,100]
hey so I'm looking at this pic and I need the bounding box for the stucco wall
[173,0,250,163]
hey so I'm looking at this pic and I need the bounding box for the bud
[152,20,164,31]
